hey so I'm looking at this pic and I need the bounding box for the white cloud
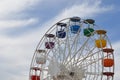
[0,0,40,18]
[0,34,38,80]
[56,0,113,19]
[0,0,41,79]
[112,41,120,80]
[0,0,40,30]
[0,18,38,30]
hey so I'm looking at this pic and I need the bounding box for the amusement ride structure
[29,17,115,80]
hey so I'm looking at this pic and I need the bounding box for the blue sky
[0,0,120,80]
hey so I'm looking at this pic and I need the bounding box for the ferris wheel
[29,17,115,80]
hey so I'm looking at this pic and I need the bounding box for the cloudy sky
[0,0,120,80]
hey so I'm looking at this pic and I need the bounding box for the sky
[0,0,120,80]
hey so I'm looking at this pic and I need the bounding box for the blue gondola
[56,22,66,38]
[70,25,81,34]
[56,30,66,38]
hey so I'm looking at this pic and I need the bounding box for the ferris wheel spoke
[85,72,102,75]
[81,57,103,68]
[73,47,96,66]
[70,34,83,62]
[65,35,81,65]
[64,37,90,65]
[54,38,64,62]
[71,49,102,66]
